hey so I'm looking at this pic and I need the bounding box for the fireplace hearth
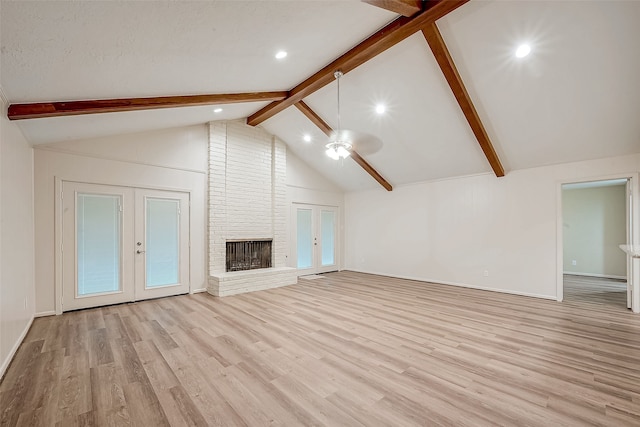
[226,240,272,272]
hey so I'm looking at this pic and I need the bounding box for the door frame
[54,177,193,314]
[556,172,640,312]
[290,203,341,276]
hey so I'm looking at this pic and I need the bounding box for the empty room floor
[2,271,639,426]
[564,274,629,309]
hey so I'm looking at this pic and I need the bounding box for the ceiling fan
[325,70,382,160]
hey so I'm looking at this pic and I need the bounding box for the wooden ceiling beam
[349,151,393,192]
[295,101,393,191]
[7,91,289,120]
[247,0,469,126]
[362,0,423,17]
[294,101,333,136]
[421,23,505,177]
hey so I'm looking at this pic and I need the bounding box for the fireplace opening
[226,240,272,272]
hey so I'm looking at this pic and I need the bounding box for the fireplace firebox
[226,240,272,272]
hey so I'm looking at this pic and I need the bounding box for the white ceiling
[14,102,272,145]
[2,1,640,191]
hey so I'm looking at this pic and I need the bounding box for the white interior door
[62,182,190,311]
[293,204,338,274]
[62,182,135,311]
[134,189,190,300]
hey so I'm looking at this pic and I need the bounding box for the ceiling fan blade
[329,129,383,155]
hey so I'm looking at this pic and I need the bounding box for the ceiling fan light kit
[325,139,352,160]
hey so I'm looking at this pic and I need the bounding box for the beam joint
[362,0,423,17]
[247,0,469,126]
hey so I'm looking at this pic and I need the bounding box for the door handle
[136,250,146,254]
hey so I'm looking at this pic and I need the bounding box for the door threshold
[299,274,327,280]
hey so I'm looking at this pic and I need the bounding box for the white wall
[563,185,627,278]
[286,152,344,206]
[345,154,640,299]
[34,125,208,314]
[0,92,35,378]
[35,125,208,172]
[285,152,344,269]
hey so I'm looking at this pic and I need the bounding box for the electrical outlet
[483,270,489,277]
[572,260,577,266]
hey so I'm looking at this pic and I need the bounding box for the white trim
[286,184,342,193]
[34,146,206,175]
[345,269,557,301]
[191,288,208,294]
[563,179,627,190]
[291,202,340,208]
[0,316,34,381]
[556,172,640,312]
[563,272,627,281]
[35,311,56,317]
[556,184,564,302]
[55,177,63,314]
[59,178,193,195]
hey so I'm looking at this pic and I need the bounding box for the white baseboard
[344,269,557,301]
[0,315,34,381]
[190,288,208,294]
[35,310,56,317]
[563,271,627,280]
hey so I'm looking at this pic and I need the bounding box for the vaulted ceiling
[2,1,639,192]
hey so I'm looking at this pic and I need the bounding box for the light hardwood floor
[564,274,628,309]
[2,271,640,426]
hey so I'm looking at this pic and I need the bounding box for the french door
[293,204,338,274]
[62,182,190,311]
[135,189,190,301]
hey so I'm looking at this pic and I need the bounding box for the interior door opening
[560,178,631,310]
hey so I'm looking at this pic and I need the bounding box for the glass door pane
[321,210,335,266]
[63,182,134,312]
[134,189,190,301]
[146,198,180,288]
[77,193,122,296]
[297,208,313,269]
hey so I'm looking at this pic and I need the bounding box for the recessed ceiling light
[375,104,386,115]
[213,108,223,113]
[515,44,531,58]
[275,51,287,59]
[303,134,311,142]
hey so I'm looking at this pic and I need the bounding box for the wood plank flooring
[2,271,640,426]
[564,274,628,308]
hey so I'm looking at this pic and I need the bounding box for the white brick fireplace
[208,121,297,296]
